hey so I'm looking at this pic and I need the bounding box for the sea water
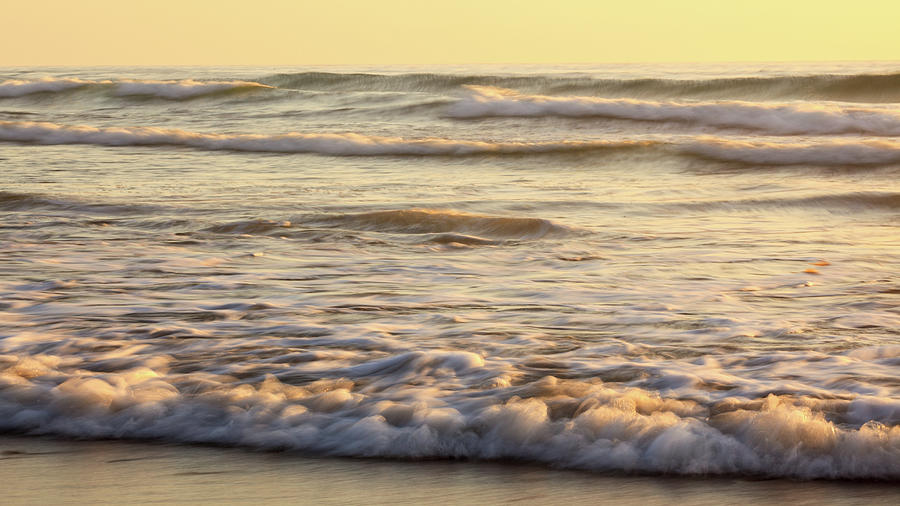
[1,63,898,480]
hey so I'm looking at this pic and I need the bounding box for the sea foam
[0,354,897,479]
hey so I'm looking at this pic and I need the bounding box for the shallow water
[1,63,898,480]
[3,436,899,505]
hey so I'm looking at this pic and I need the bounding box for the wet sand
[2,436,897,505]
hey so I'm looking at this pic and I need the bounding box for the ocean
[1,63,898,486]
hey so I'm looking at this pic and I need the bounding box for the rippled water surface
[1,63,898,480]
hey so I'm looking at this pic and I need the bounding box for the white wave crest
[448,86,900,136]
[0,78,270,99]
[686,137,900,166]
[0,120,656,155]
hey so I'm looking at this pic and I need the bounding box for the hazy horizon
[5,0,899,66]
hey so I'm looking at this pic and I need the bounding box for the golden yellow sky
[4,0,899,65]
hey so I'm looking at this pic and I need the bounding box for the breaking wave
[448,87,900,136]
[0,354,897,479]
[0,120,658,156]
[5,120,900,168]
[0,78,271,99]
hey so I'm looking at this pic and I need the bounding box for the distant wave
[262,71,900,102]
[548,72,900,103]
[0,78,93,97]
[262,71,544,93]
[113,79,271,99]
[0,120,658,156]
[0,78,271,99]
[7,72,900,103]
[4,120,900,167]
[684,138,900,166]
[448,87,900,136]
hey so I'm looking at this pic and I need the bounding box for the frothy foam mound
[0,78,270,99]
[0,355,896,479]
[0,120,657,156]
[448,86,900,136]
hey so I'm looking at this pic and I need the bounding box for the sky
[4,0,899,65]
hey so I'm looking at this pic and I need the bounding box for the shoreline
[3,435,898,505]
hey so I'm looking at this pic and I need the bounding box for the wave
[262,72,549,94]
[683,138,900,166]
[448,87,900,136]
[4,120,900,168]
[200,210,569,242]
[7,72,900,103]
[550,72,900,103]
[0,120,658,156]
[0,78,270,99]
[0,78,93,97]
[308,209,571,240]
[113,79,271,99]
[0,190,158,214]
[262,71,900,102]
[670,192,900,213]
[0,353,897,479]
